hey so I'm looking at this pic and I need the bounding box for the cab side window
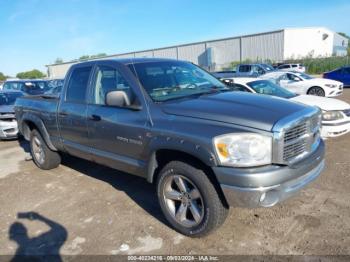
[66,66,92,103]
[93,66,135,106]
[287,73,302,82]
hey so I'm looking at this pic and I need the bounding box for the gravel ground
[0,90,350,258]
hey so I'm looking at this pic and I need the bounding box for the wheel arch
[148,148,229,208]
[20,113,57,151]
[307,86,325,95]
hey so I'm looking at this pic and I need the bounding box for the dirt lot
[1,90,350,258]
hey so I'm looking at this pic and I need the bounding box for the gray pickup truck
[15,58,325,237]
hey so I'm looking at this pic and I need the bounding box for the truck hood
[290,95,350,111]
[0,105,15,114]
[161,92,308,131]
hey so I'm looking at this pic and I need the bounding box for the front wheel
[157,161,228,237]
[307,86,325,96]
[30,129,61,170]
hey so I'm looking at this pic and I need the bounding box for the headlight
[325,84,337,88]
[213,133,272,167]
[322,110,344,121]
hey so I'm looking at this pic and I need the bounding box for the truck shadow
[60,154,168,226]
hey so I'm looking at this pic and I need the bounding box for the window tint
[93,66,134,105]
[287,73,302,81]
[66,67,92,103]
[247,80,296,99]
[291,65,298,68]
[128,61,227,102]
[3,82,24,91]
[238,65,251,72]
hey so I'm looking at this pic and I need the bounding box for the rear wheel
[157,161,228,237]
[307,86,325,96]
[30,129,61,170]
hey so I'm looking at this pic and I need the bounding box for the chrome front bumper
[215,140,325,208]
[0,120,19,139]
[220,160,324,207]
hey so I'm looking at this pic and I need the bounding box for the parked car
[212,64,274,79]
[323,66,350,86]
[277,63,306,73]
[260,71,343,97]
[46,79,64,95]
[211,70,236,79]
[0,90,24,139]
[15,58,324,237]
[3,80,50,95]
[235,63,274,77]
[231,78,350,138]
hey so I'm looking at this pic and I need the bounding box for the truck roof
[71,57,186,67]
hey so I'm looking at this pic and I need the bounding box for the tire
[307,86,325,96]
[157,161,228,237]
[30,129,61,170]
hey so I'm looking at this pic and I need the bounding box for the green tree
[0,72,6,81]
[54,58,63,64]
[16,69,46,79]
[90,53,107,59]
[79,55,90,61]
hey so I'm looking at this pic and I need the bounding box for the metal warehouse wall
[47,29,285,78]
[241,31,284,61]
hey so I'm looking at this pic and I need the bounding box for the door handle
[89,114,101,121]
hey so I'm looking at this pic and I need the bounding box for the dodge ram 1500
[15,58,325,237]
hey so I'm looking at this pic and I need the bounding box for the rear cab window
[65,66,92,103]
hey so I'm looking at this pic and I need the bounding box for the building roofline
[46,29,285,67]
[46,26,337,67]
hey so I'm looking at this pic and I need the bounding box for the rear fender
[20,113,57,151]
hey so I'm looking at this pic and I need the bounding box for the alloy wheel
[163,175,204,227]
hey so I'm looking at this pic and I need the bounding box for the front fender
[146,136,217,183]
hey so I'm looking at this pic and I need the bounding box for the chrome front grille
[283,114,321,163]
[272,107,322,165]
[284,122,307,143]
[283,138,307,161]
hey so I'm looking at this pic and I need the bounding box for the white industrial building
[47,27,348,79]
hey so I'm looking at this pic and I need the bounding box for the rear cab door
[57,62,94,159]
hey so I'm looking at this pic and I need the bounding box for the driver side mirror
[106,90,142,110]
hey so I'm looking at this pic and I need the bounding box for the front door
[86,63,148,175]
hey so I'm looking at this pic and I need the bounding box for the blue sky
[1,0,350,76]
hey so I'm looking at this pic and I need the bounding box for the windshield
[295,72,313,80]
[260,64,274,71]
[247,80,296,99]
[0,92,23,105]
[4,81,49,94]
[128,61,228,102]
